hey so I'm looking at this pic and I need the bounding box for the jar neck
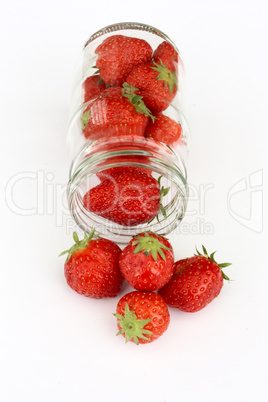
[67,136,188,244]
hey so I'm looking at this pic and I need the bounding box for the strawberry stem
[195,245,231,280]
[122,83,155,121]
[114,303,152,345]
[59,227,97,262]
[151,61,178,94]
[132,231,171,262]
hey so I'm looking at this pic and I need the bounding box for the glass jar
[67,22,190,244]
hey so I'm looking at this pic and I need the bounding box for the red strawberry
[83,74,106,103]
[60,229,123,298]
[81,84,154,140]
[95,35,153,86]
[153,41,179,72]
[126,61,178,114]
[96,154,152,181]
[83,169,167,226]
[119,231,174,291]
[159,246,231,312]
[145,113,182,146]
[114,291,170,344]
[97,165,151,181]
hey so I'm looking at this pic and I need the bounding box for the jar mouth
[84,22,179,53]
[67,136,188,244]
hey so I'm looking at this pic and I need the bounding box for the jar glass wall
[67,22,190,244]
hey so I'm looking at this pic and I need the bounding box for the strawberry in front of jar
[126,61,178,114]
[83,169,169,226]
[81,84,154,140]
[114,291,170,344]
[119,231,174,291]
[59,228,124,298]
[158,246,231,312]
[145,113,182,147]
[95,35,153,86]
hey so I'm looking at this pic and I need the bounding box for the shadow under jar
[67,22,190,244]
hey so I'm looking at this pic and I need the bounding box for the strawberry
[126,61,178,114]
[95,35,153,86]
[59,228,123,298]
[153,41,179,72]
[114,291,170,344]
[97,165,151,181]
[81,84,154,140]
[96,154,152,181]
[83,74,106,103]
[119,232,174,291]
[145,113,182,146]
[159,246,231,312]
[83,169,167,226]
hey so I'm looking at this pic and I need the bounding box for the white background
[1,1,268,401]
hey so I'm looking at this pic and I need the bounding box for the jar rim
[84,21,179,53]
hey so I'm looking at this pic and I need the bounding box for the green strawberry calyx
[122,83,155,121]
[149,176,170,223]
[92,67,105,84]
[59,227,97,262]
[151,61,178,94]
[92,65,100,75]
[132,231,171,262]
[81,109,90,130]
[158,176,170,220]
[114,303,153,345]
[195,245,232,280]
